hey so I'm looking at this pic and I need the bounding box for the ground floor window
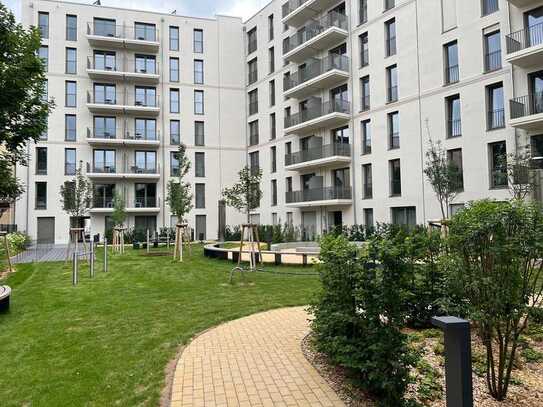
[135,216,157,233]
[391,206,416,226]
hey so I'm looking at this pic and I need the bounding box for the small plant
[521,347,543,363]
[111,193,127,227]
[222,166,262,224]
[166,144,193,224]
[59,162,92,226]
[6,232,30,254]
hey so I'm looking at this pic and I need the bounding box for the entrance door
[302,212,316,240]
[37,217,55,244]
[195,215,206,241]
[333,211,343,228]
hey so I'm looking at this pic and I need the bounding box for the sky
[1,0,271,21]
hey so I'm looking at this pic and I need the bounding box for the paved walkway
[170,307,344,407]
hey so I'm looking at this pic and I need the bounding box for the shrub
[7,232,30,254]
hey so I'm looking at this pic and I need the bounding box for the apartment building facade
[17,0,543,243]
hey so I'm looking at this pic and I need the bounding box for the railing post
[72,252,78,286]
[104,237,108,273]
[431,316,473,407]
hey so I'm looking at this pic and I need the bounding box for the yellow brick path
[170,306,345,407]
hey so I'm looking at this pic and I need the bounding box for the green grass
[0,245,320,406]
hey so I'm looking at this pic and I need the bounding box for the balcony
[86,128,160,148]
[283,55,350,100]
[505,23,543,68]
[509,92,543,131]
[506,0,541,8]
[285,143,351,171]
[86,92,160,117]
[86,163,161,180]
[285,186,352,207]
[283,12,348,63]
[284,100,350,135]
[86,58,160,84]
[86,23,159,52]
[282,0,342,28]
[90,197,160,213]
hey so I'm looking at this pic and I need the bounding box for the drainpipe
[347,16,358,226]
[160,17,167,229]
[506,2,520,156]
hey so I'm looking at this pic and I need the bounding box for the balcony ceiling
[283,27,348,63]
[509,112,543,131]
[284,70,350,100]
[506,43,543,68]
[507,0,541,8]
[284,112,350,135]
[285,198,352,208]
[285,155,351,171]
[282,0,340,28]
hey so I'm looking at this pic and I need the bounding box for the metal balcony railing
[248,70,258,85]
[387,86,398,103]
[134,196,159,208]
[283,55,350,91]
[65,163,76,175]
[93,197,114,208]
[87,162,160,175]
[510,92,543,119]
[87,128,117,139]
[487,109,505,130]
[445,64,459,84]
[87,22,159,42]
[360,49,369,67]
[361,95,370,111]
[125,130,160,141]
[87,163,117,174]
[87,128,161,142]
[285,143,351,166]
[248,101,258,116]
[249,134,259,146]
[390,180,401,196]
[283,12,348,54]
[286,186,352,203]
[282,0,310,18]
[484,50,502,72]
[447,119,462,138]
[284,99,350,128]
[86,91,160,108]
[363,184,372,199]
[389,132,400,149]
[386,37,396,56]
[506,22,543,54]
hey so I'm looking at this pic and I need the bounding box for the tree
[166,143,193,224]
[0,4,53,201]
[424,139,462,220]
[111,192,126,227]
[59,162,92,225]
[505,145,537,200]
[222,166,262,223]
[448,199,543,401]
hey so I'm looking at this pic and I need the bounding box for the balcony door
[94,184,115,208]
[94,83,116,104]
[93,149,115,173]
[529,70,543,115]
[94,51,116,70]
[333,168,350,190]
[134,151,156,173]
[135,183,156,208]
[135,86,156,107]
[525,6,543,48]
[301,173,316,190]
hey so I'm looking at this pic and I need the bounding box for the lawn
[0,245,320,406]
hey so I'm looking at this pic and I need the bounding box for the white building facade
[17,0,543,243]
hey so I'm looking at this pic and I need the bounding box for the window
[66,15,77,41]
[447,148,464,191]
[388,111,400,149]
[268,14,274,41]
[135,54,156,74]
[391,207,416,226]
[38,12,49,39]
[272,213,278,225]
[94,116,116,139]
[135,118,157,140]
[195,215,206,241]
[444,41,459,84]
[36,147,47,175]
[94,50,116,70]
[285,141,292,157]
[135,86,156,107]
[249,89,258,115]
[170,57,179,82]
[482,0,499,16]
[359,32,369,67]
[359,0,368,24]
[270,113,276,140]
[65,81,77,107]
[249,151,260,175]
[93,18,116,37]
[384,0,395,11]
[269,80,275,106]
[389,159,401,196]
[286,176,293,194]
[271,146,277,173]
[65,149,76,175]
[170,120,180,145]
[93,149,116,173]
[249,120,259,146]
[286,211,293,225]
[531,134,543,158]
[134,22,156,42]
[362,164,373,199]
[271,180,277,206]
[170,151,180,176]
[364,208,374,228]
[446,94,462,138]
[134,151,157,173]
[194,90,204,115]
[39,46,48,71]
[195,121,205,146]
[484,30,501,73]
[93,83,115,104]
[386,65,398,103]
[489,141,507,188]
[487,83,505,129]
[35,182,47,209]
[195,152,205,177]
[269,47,275,73]
[194,60,204,84]
[66,48,77,74]
[362,119,371,155]
[361,76,370,111]
[247,27,257,54]
[135,183,157,208]
[65,114,77,141]
[135,216,157,233]
[385,19,396,57]
[193,29,203,53]
[170,26,179,51]
[170,89,179,113]
[195,184,205,208]
[248,58,258,85]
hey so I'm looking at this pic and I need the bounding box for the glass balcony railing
[282,0,311,18]
[283,54,349,91]
[284,99,350,128]
[87,57,159,74]
[87,23,159,42]
[286,186,352,203]
[506,22,543,54]
[134,197,159,208]
[87,162,160,175]
[87,91,160,108]
[285,143,350,166]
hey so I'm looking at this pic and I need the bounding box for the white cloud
[215,0,271,21]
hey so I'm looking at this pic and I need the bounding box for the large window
[247,27,257,54]
[134,22,156,42]
[66,15,77,41]
[93,149,116,173]
[65,114,76,141]
[391,207,416,226]
[195,184,206,208]
[65,148,76,175]
[39,46,48,71]
[65,81,77,107]
[489,141,507,188]
[194,90,204,115]
[36,147,47,175]
[93,18,116,37]
[170,120,180,145]
[66,48,77,74]
[386,65,398,103]
[94,116,116,139]
[169,26,179,51]
[170,57,179,82]
[134,151,156,173]
[194,29,203,53]
[135,86,156,107]
[482,0,499,16]
[195,121,205,146]
[447,148,464,191]
[269,47,275,73]
[250,151,260,175]
[362,164,373,199]
[135,183,157,208]
[94,51,116,70]
[359,32,369,67]
[195,152,205,177]
[385,19,396,57]
[384,0,395,12]
[271,180,277,206]
[487,82,505,130]
[362,119,371,155]
[484,30,501,73]
[35,182,47,209]
[359,0,368,24]
[388,111,400,149]
[135,118,157,140]
[364,208,374,227]
[268,14,274,41]
[248,58,258,85]
[135,54,156,74]
[94,184,115,209]
[248,89,258,115]
[93,83,115,104]
[194,60,204,84]
[446,94,462,138]
[271,146,277,173]
[38,12,49,39]
[361,76,370,111]
[389,159,401,196]
[269,80,275,106]
[170,151,179,176]
[170,89,179,113]
[444,41,459,84]
[270,113,276,140]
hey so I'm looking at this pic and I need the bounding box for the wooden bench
[0,285,11,312]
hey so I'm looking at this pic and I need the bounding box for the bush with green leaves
[6,232,30,254]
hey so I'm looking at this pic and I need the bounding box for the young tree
[424,139,462,220]
[0,4,53,201]
[111,192,127,227]
[166,143,193,224]
[505,145,537,200]
[59,162,93,226]
[222,166,263,224]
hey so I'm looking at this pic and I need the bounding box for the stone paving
[170,306,344,407]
